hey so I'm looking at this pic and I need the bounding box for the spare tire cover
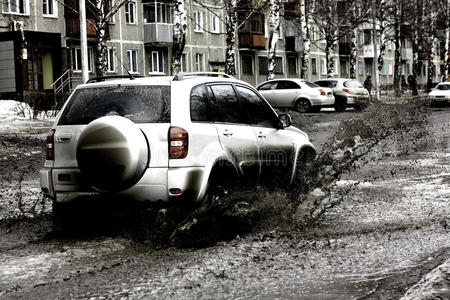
[76,116,149,192]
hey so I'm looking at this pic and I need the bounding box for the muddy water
[0,107,449,299]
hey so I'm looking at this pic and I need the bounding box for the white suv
[40,73,315,220]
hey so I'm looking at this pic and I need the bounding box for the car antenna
[114,51,135,80]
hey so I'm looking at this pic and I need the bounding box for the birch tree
[61,0,131,77]
[267,0,281,80]
[171,0,187,74]
[225,0,238,75]
[309,0,368,78]
[300,0,314,78]
[411,0,423,94]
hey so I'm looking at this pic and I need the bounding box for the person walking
[364,76,373,101]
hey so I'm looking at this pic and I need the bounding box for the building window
[363,30,371,45]
[125,1,136,24]
[258,57,283,75]
[311,58,317,75]
[241,54,253,74]
[71,47,93,72]
[287,56,297,75]
[238,13,264,34]
[107,48,115,73]
[26,47,43,90]
[3,0,29,14]
[42,0,55,16]
[194,11,203,32]
[181,53,187,72]
[149,50,166,74]
[143,1,172,23]
[320,58,326,75]
[210,13,220,33]
[381,62,387,75]
[365,60,372,75]
[195,53,204,71]
[358,61,363,76]
[340,60,347,76]
[389,63,393,75]
[126,49,139,73]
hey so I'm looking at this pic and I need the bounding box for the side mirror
[278,113,292,128]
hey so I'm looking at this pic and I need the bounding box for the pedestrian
[401,75,408,93]
[408,74,417,95]
[364,76,373,100]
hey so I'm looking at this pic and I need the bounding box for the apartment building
[0,0,443,100]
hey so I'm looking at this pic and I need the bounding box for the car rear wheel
[76,116,149,192]
[295,99,311,113]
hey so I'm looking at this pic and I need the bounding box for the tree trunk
[444,0,450,82]
[325,39,334,78]
[427,1,437,90]
[171,0,187,74]
[393,1,402,97]
[300,0,314,79]
[95,26,108,77]
[225,0,237,75]
[349,1,358,79]
[411,0,422,95]
[267,0,281,80]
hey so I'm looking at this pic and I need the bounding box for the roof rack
[86,75,144,83]
[173,72,234,81]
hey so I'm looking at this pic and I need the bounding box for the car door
[208,84,260,177]
[274,80,301,107]
[257,81,278,106]
[235,85,295,175]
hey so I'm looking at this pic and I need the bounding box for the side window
[277,81,300,90]
[209,84,245,124]
[258,81,277,91]
[190,84,221,122]
[190,84,208,121]
[235,85,279,128]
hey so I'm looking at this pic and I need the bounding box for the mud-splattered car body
[40,73,315,217]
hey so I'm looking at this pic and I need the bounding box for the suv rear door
[208,84,260,177]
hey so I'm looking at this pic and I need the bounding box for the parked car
[256,79,335,113]
[314,78,370,112]
[428,82,450,105]
[40,72,316,223]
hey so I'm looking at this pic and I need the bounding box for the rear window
[315,80,337,88]
[436,84,450,90]
[59,85,170,125]
[344,80,363,88]
[303,81,320,88]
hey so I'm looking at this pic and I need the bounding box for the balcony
[339,43,352,55]
[65,18,99,37]
[238,33,266,49]
[143,23,173,44]
[401,48,413,60]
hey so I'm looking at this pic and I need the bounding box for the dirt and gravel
[0,103,449,299]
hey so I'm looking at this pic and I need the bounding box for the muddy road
[0,106,449,299]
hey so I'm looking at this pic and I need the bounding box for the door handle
[223,132,233,137]
[257,132,266,138]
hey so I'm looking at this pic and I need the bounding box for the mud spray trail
[0,104,448,299]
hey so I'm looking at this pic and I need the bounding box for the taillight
[343,88,351,94]
[169,127,189,159]
[45,129,55,160]
[319,89,326,96]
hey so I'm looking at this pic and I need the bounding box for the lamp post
[79,0,89,83]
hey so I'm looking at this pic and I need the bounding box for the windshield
[59,85,171,125]
[436,84,450,90]
[344,80,364,88]
[303,81,320,88]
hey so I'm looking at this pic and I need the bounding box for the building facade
[0,0,444,100]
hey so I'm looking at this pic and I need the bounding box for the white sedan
[428,82,450,105]
[256,79,335,113]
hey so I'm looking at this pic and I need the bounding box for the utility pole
[79,0,89,83]
[372,0,380,101]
